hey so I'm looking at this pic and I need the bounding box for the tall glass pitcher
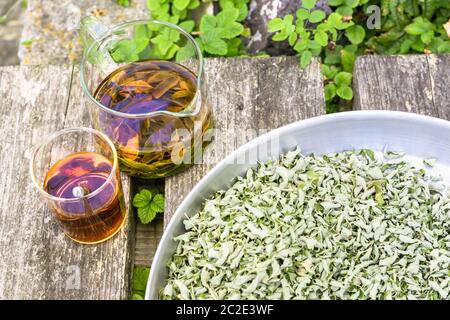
[80,17,213,179]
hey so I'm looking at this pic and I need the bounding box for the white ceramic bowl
[145,110,450,299]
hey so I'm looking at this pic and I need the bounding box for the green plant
[133,189,165,224]
[116,0,131,7]
[269,0,450,113]
[132,266,150,300]
[147,0,250,57]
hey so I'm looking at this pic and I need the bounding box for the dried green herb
[163,148,450,300]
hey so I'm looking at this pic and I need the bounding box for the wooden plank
[164,56,325,226]
[0,65,134,299]
[353,54,450,119]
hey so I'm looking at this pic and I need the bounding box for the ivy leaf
[300,50,313,68]
[345,25,366,44]
[324,83,337,101]
[174,0,190,11]
[336,85,353,100]
[334,71,352,86]
[314,30,328,46]
[302,0,317,10]
[309,10,326,23]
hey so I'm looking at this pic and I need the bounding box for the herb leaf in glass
[80,17,213,179]
[30,127,127,244]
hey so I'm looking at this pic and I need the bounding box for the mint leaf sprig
[133,189,165,224]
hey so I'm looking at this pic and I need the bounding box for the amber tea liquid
[93,60,212,178]
[44,152,126,243]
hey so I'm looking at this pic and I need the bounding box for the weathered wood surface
[353,54,450,119]
[164,56,325,226]
[0,65,134,299]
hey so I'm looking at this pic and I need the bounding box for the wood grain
[163,56,325,226]
[353,54,450,119]
[0,65,134,299]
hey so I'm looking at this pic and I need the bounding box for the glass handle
[80,16,118,75]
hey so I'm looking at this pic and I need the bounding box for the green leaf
[336,85,353,100]
[173,0,190,11]
[324,83,337,101]
[344,0,359,8]
[150,194,165,213]
[132,266,150,294]
[336,5,353,16]
[201,31,228,55]
[268,18,284,32]
[134,25,150,39]
[341,48,356,72]
[133,189,153,208]
[309,10,326,23]
[345,25,366,44]
[405,17,435,35]
[289,32,298,46]
[117,0,130,7]
[217,8,240,26]
[324,45,342,64]
[420,30,434,45]
[294,36,310,52]
[302,0,317,10]
[308,40,323,55]
[296,8,310,20]
[138,206,157,224]
[220,22,244,39]
[188,0,200,9]
[300,50,313,68]
[314,30,328,46]
[272,30,289,41]
[334,71,352,86]
[179,20,195,33]
[176,44,196,62]
[199,15,217,33]
[328,0,344,5]
[132,293,144,300]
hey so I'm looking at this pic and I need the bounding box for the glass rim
[29,127,119,203]
[80,19,204,119]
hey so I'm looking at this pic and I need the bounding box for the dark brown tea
[93,60,212,178]
[44,152,126,243]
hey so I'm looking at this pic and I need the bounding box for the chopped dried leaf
[163,148,450,300]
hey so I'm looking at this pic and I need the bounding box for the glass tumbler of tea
[30,127,127,244]
[80,17,213,179]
